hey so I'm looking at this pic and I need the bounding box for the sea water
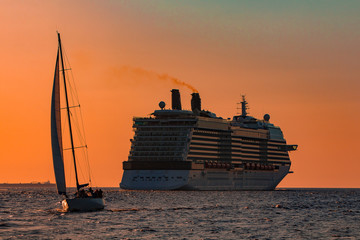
[1,188,359,239]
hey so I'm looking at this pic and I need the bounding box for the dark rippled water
[1,188,359,239]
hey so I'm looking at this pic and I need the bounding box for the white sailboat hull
[62,198,105,212]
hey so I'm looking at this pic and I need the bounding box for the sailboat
[51,32,104,211]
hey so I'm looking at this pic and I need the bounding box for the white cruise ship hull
[120,166,290,191]
[121,89,297,191]
[62,198,105,212]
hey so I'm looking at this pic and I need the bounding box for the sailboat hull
[62,198,105,212]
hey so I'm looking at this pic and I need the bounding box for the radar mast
[241,95,249,117]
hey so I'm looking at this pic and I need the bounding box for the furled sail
[51,48,66,195]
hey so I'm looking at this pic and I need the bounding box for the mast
[241,95,248,117]
[57,32,81,191]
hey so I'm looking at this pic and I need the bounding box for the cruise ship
[120,89,297,190]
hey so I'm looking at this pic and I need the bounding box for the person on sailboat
[93,189,103,198]
[88,187,94,196]
[75,189,86,198]
[97,189,103,198]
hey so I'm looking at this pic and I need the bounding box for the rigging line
[68,79,80,108]
[70,71,80,104]
[60,50,78,109]
[64,75,87,145]
[61,105,80,110]
[77,147,90,186]
[86,150,92,185]
[58,33,80,190]
[73,114,91,183]
[61,50,87,146]
[63,48,81,104]
[67,102,84,145]
[64,145,88,151]
[78,155,86,186]
[74,127,91,184]
[61,39,92,185]
[67,78,90,180]
[78,107,89,148]
[68,62,80,104]
[70,109,87,147]
[68,110,85,144]
[62,41,92,185]
[81,136,91,184]
[66,77,79,110]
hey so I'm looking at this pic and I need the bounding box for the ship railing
[134,125,195,129]
[133,137,188,142]
[130,150,186,154]
[130,146,186,151]
[128,156,186,161]
[135,132,189,137]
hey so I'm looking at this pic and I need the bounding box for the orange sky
[1,1,359,187]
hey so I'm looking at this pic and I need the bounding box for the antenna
[241,95,249,117]
[236,95,249,116]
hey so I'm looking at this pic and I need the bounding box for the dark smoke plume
[111,66,198,93]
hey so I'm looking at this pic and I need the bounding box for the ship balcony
[131,140,188,144]
[134,135,188,141]
[130,139,188,145]
[135,131,190,135]
[130,149,186,154]
[130,146,185,152]
[133,124,195,129]
[128,156,185,161]
[123,160,193,170]
[129,150,186,156]
[130,141,187,147]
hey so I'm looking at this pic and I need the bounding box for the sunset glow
[1,1,359,187]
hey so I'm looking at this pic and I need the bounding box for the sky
[0,1,359,187]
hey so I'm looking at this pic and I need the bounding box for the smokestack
[171,89,182,110]
[191,92,201,112]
